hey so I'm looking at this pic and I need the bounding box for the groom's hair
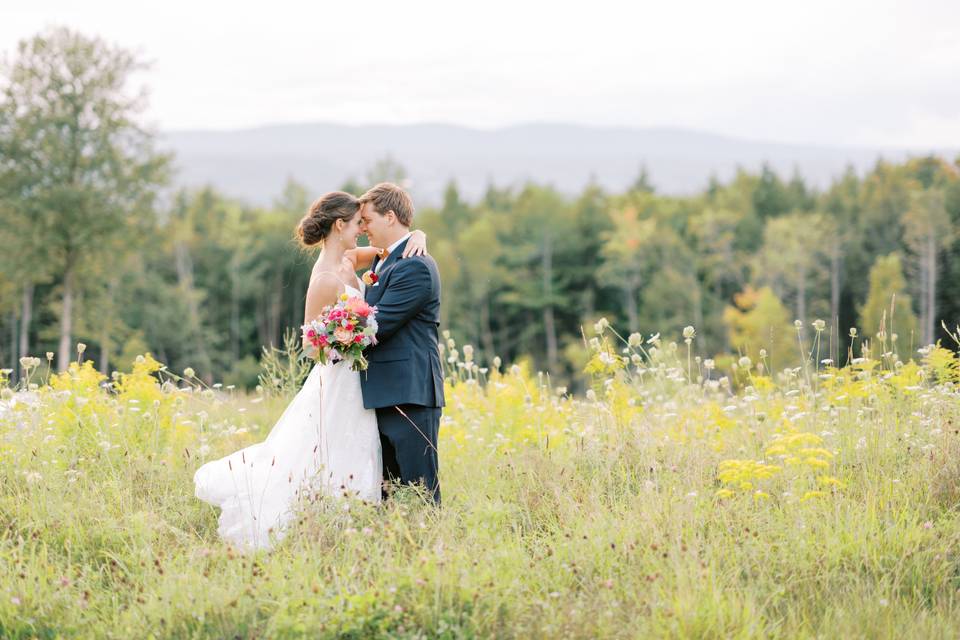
[358,183,414,227]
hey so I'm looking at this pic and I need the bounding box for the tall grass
[1,324,959,638]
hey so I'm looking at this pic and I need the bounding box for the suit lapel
[367,237,410,304]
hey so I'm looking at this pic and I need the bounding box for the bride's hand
[402,230,427,258]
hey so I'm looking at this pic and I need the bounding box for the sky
[2,0,959,149]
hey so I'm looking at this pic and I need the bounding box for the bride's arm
[345,230,428,270]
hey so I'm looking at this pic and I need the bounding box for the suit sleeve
[372,259,432,342]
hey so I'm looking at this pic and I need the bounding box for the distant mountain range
[160,123,954,206]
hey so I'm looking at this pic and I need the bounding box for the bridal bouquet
[302,294,378,371]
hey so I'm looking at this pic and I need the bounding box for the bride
[193,191,427,551]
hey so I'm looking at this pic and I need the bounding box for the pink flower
[334,327,354,345]
[318,334,328,345]
[346,297,373,318]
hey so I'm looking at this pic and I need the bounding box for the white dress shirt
[375,232,411,274]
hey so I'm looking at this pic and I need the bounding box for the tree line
[2,28,959,386]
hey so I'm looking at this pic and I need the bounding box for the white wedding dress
[194,282,382,551]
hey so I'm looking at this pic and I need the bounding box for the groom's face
[359,202,391,248]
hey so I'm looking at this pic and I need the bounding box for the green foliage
[257,328,312,397]
[723,286,796,372]
[0,27,169,371]
[859,253,917,348]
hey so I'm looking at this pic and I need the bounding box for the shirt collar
[386,232,412,256]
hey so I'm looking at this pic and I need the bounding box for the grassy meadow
[2,326,960,639]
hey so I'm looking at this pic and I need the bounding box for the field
[2,327,960,639]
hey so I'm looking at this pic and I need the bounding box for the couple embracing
[194,183,444,551]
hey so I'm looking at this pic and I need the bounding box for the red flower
[354,335,363,343]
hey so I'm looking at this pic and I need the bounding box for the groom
[357,183,444,504]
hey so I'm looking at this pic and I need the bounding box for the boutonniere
[362,270,379,286]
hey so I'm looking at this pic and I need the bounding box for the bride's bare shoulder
[306,271,343,307]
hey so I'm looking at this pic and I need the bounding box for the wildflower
[682,326,696,340]
[492,356,502,369]
[586,389,597,402]
[202,389,215,400]
[800,491,827,502]
[812,319,826,332]
[738,356,752,369]
[714,488,735,499]
[442,330,451,340]
[463,345,474,363]
[135,355,145,365]
[703,359,715,370]
[77,343,87,354]
[510,364,521,376]
[19,356,37,371]
[849,327,858,338]
[628,333,643,347]
[817,475,844,488]
[10,597,20,606]
[594,317,610,334]
[446,338,456,349]
[631,354,642,366]
[183,367,195,379]
[794,319,803,329]
[923,521,933,530]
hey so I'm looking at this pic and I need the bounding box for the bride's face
[337,211,363,249]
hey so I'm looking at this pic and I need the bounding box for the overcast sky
[2,0,959,148]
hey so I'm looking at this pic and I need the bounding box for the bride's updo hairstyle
[296,191,360,248]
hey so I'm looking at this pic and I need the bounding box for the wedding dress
[193,282,382,551]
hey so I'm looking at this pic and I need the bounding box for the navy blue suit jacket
[360,238,445,410]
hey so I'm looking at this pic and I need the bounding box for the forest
[2,29,959,386]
